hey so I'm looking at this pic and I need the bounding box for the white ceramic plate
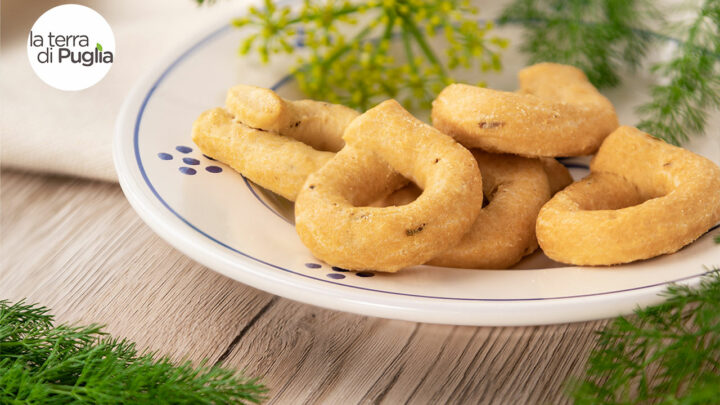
[114,15,720,326]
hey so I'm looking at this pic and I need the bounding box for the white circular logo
[27,4,115,91]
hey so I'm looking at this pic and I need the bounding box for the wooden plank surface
[0,170,609,404]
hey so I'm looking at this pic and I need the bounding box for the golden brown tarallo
[431,63,619,157]
[428,151,551,269]
[373,154,566,269]
[225,85,358,153]
[536,126,720,265]
[192,86,359,201]
[294,100,483,272]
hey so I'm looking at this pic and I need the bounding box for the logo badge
[27,4,115,91]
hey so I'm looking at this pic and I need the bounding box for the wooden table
[1,170,609,404]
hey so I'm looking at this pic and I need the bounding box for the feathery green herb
[498,0,658,89]
[200,0,508,110]
[636,0,720,145]
[501,0,720,146]
[568,271,720,404]
[0,300,267,404]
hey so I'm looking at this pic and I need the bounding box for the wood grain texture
[0,170,609,404]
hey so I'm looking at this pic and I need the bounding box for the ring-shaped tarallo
[431,63,619,157]
[536,126,720,265]
[192,86,359,201]
[295,100,484,272]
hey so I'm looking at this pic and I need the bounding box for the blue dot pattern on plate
[305,263,374,279]
[159,146,225,175]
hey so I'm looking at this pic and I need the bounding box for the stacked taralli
[192,63,720,272]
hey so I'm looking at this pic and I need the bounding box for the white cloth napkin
[1,0,255,182]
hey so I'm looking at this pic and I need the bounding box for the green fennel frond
[501,0,720,146]
[499,0,659,89]
[637,0,720,145]
[229,0,508,110]
[0,300,267,404]
[568,271,720,404]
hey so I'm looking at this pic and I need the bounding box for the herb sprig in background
[635,0,720,145]
[199,0,508,110]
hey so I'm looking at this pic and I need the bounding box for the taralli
[428,151,551,269]
[540,158,574,194]
[431,63,619,157]
[378,157,570,203]
[192,108,334,201]
[192,86,359,201]
[373,152,552,269]
[226,85,359,152]
[295,100,484,272]
[191,62,719,274]
[537,126,720,265]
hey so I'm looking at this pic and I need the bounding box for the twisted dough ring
[536,126,720,265]
[192,86,359,201]
[428,151,551,269]
[374,155,569,268]
[225,85,358,153]
[295,100,484,272]
[431,63,619,157]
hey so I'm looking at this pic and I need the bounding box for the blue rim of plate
[132,21,719,302]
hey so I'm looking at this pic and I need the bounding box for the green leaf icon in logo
[96,43,103,51]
